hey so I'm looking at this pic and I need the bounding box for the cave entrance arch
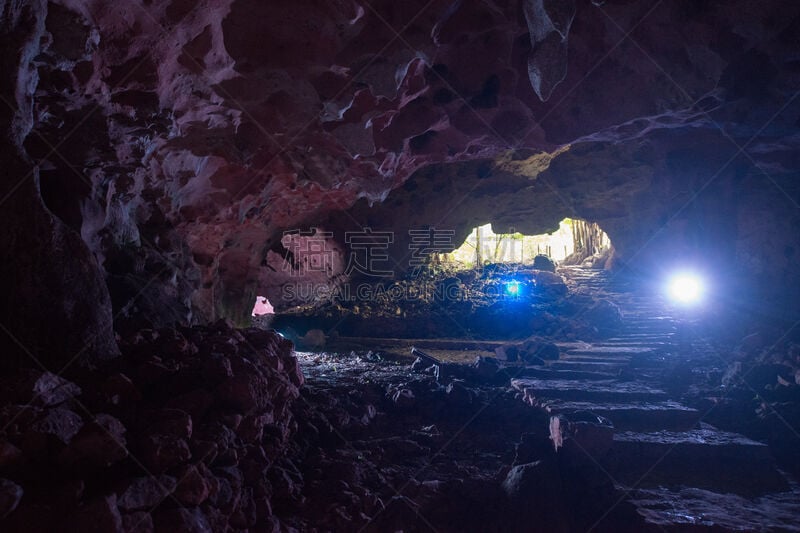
[443,218,611,268]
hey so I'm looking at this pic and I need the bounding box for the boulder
[22,406,83,456]
[138,434,191,473]
[389,387,416,408]
[445,381,474,406]
[471,356,501,379]
[502,459,561,503]
[532,255,556,272]
[550,412,614,457]
[69,495,123,533]
[59,413,128,469]
[174,465,210,506]
[2,369,81,407]
[117,475,177,512]
[532,271,568,298]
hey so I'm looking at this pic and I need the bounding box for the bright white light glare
[666,273,705,305]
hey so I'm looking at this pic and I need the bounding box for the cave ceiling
[6,0,800,324]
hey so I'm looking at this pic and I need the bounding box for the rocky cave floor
[2,267,800,532]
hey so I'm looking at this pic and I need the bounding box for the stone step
[539,400,701,431]
[625,486,800,532]
[594,341,672,349]
[558,354,632,363]
[516,367,619,381]
[623,322,676,329]
[607,331,675,344]
[601,429,790,497]
[620,325,678,332]
[628,353,671,369]
[567,345,658,354]
[549,360,629,372]
[511,378,668,403]
[606,334,675,342]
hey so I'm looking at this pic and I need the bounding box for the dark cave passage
[2,0,800,531]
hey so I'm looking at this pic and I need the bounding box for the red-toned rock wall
[2,0,800,357]
[0,1,118,369]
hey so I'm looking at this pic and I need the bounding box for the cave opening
[445,218,612,269]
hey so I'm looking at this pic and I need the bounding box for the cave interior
[2,0,800,531]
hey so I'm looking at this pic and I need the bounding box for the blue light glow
[505,280,521,296]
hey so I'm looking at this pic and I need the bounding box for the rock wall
[0,1,118,370]
[2,0,800,355]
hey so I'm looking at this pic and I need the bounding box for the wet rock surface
[280,349,633,532]
[276,267,800,531]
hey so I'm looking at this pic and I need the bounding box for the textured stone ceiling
[2,0,800,361]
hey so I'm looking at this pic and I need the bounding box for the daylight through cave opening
[445,218,612,268]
